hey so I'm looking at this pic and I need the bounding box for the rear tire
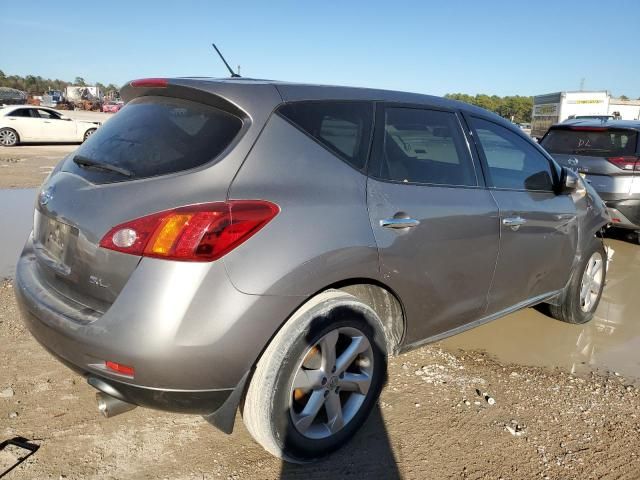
[0,128,19,146]
[242,290,387,462]
[549,238,607,324]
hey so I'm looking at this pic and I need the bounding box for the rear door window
[277,101,373,170]
[541,128,638,157]
[8,108,34,117]
[64,96,243,183]
[470,117,555,191]
[373,107,476,186]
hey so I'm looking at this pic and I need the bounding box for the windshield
[541,128,638,157]
[64,96,243,183]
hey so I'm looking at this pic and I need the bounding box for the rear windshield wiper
[73,155,133,177]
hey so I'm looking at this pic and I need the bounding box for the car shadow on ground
[278,405,401,479]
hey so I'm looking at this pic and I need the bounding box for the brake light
[130,78,168,88]
[567,126,607,132]
[607,156,640,171]
[99,201,279,261]
[105,361,135,377]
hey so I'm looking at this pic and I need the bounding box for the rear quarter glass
[62,96,243,183]
[276,101,374,170]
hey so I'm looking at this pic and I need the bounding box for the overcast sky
[2,0,639,98]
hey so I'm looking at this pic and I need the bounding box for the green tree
[619,95,629,100]
[444,92,533,123]
[74,76,86,86]
[0,71,120,98]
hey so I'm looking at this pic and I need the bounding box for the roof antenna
[211,43,241,78]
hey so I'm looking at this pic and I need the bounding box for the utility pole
[580,78,585,91]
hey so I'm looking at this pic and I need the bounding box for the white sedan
[0,106,101,146]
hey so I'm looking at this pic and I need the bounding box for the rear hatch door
[31,81,279,315]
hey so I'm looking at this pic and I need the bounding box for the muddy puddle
[0,188,36,278]
[442,238,640,382]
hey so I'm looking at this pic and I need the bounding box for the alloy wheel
[579,251,604,312]
[0,130,17,146]
[289,326,374,440]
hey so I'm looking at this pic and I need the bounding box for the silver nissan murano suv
[15,77,610,461]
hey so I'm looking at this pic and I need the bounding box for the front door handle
[380,218,420,229]
[502,216,527,231]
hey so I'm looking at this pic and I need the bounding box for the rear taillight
[99,201,279,261]
[606,156,640,171]
[130,78,168,88]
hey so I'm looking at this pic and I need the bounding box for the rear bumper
[15,236,305,415]
[605,199,640,229]
[17,304,233,414]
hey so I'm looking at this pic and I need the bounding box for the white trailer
[65,85,103,103]
[531,91,610,139]
[609,98,640,121]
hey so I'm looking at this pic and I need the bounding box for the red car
[102,101,124,113]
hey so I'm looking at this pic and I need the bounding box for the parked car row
[15,77,610,462]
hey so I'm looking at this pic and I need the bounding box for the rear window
[277,101,373,170]
[65,96,242,182]
[541,128,638,157]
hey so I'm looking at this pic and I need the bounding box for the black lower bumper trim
[86,374,232,415]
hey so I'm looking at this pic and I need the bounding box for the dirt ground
[0,145,75,189]
[1,279,639,480]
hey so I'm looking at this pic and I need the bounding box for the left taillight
[99,201,279,262]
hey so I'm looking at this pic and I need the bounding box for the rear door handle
[502,216,527,231]
[380,218,420,229]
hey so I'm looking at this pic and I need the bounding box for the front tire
[242,291,387,462]
[0,128,19,146]
[83,128,96,142]
[549,238,607,324]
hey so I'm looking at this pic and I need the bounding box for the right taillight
[607,156,640,171]
[99,200,279,261]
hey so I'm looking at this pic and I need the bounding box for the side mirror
[559,167,580,194]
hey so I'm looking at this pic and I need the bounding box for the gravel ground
[1,279,639,479]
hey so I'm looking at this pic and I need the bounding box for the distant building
[609,97,640,122]
[531,90,640,139]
